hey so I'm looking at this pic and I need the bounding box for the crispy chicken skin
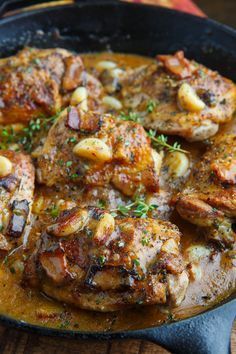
[24,207,189,311]
[0,48,102,124]
[36,107,161,197]
[0,151,35,251]
[120,51,236,141]
[176,134,236,245]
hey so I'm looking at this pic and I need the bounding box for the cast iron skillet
[0,1,235,353]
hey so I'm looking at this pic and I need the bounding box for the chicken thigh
[24,207,189,311]
[176,133,236,245]
[120,51,236,141]
[0,47,102,124]
[0,150,35,251]
[36,107,162,197]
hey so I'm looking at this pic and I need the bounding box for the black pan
[0,1,235,353]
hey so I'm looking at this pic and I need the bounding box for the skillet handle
[140,299,236,354]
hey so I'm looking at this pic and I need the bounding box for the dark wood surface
[0,324,235,353]
[195,0,236,28]
[1,1,236,353]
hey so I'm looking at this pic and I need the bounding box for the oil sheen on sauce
[0,52,235,332]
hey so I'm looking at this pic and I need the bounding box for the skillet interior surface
[0,0,235,342]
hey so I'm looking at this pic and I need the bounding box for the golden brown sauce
[0,52,235,332]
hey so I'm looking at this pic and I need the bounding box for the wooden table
[1,1,236,353]
[0,324,235,353]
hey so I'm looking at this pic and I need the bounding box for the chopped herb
[70,173,79,179]
[148,130,188,154]
[58,320,70,329]
[117,136,124,142]
[49,205,59,218]
[141,237,150,246]
[97,200,106,209]
[133,258,140,266]
[0,127,17,149]
[32,58,41,65]
[98,255,106,265]
[66,137,77,144]
[146,99,157,113]
[10,266,16,274]
[66,161,73,167]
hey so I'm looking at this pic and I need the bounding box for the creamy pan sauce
[0,52,235,331]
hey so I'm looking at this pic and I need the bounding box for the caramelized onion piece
[211,159,236,185]
[39,248,70,284]
[62,56,84,91]
[0,175,18,192]
[66,106,80,131]
[79,112,102,134]
[0,234,11,252]
[7,199,29,238]
[157,51,196,79]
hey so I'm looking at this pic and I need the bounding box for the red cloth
[125,0,205,17]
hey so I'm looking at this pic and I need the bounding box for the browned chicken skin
[0,151,35,251]
[120,51,236,141]
[24,207,189,311]
[1,48,235,317]
[36,107,161,197]
[176,134,236,245]
[0,48,102,124]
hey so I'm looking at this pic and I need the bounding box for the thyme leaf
[146,99,157,113]
[118,111,141,123]
[147,130,188,154]
[113,199,158,218]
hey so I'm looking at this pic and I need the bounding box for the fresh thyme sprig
[112,199,158,218]
[0,111,61,152]
[118,111,141,123]
[20,112,60,152]
[147,130,188,154]
[0,127,17,150]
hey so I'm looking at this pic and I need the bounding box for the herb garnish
[147,130,188,154]
[48,205,60,218]
[112,198,158,218]
[133,258,140,266]
[0,111,61,152]
[141,237,150,246]
[118,111,141,123]
[66,137,77,144]
[0,127,17,150]
[20,111,61,152]
[98,255,106,265]
[146,99,157,113]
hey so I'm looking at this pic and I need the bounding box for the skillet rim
[0,0,235,338]
[0,1,236,44]
[0,295,235,338]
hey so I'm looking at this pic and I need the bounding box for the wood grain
[0,323,235,353]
